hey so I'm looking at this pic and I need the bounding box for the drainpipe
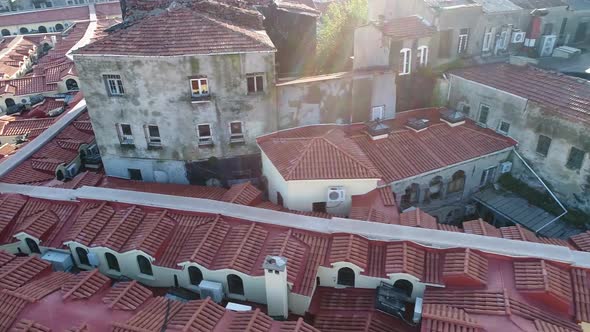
[513,150,567,234]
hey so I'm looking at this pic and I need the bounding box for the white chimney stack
[263,255,289,319]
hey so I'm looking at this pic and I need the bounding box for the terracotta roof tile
[227,308,273,332]
[438,224,463,233]
[350,188,399,224]
[102,280,152,311]
[0,195,27,237]
[423,290,509,315]
[0,76,56,96]
[0,5,90,26]
[462,219,501,237]
[442,249,488,287]
[76,9,275,56]
[221,182,263,206]
[381,16,435,41]
[366,243,386,277]
[15,210,59,240]
[66,202,115,246]
[92,206,145,251]
[510,298,580,331]
[11,199,77,246]
[385,242,425,279]
[167,297,225,330]
[513,260,572,307]
[314,311,399,332]
[423,251,442,284]
[265,230,307,283]
[399,208,437,229]
[500,225,539,242]
[421,304,483,332]
[328,234,369,270]
[571,231,590,252]
[112,297,184,332]
[212,223,268,273]
[178,215,230,267]
[0,118,55,137]
[61,269,110,301]
[0,256,50,291]
[10,319,51,332]
[538,237,572,248]
[279,318,321,332]
[534,320,579,332]
[0,251,15,267]
[158,214,215,268]
[293,231,330,296]
[6,271,72,302]
[451,64,590,124]
[65,323,89,332]
[120,210,175,258]
[572,268,590,323]
[0,292,29,331]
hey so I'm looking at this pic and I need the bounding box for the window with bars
[104,74,124,96]
[247,74,264,93]
[229,121,245,143]
[197,124,213,146]
[117,124,134,145]
[145,124,161,147]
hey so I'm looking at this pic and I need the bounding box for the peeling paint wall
[74,51,277,183]
[447,75,590,213]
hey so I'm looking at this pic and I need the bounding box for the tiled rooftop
[0,5,90,26]
[380,16,435,41]
[258,108,516,183]
[76,8,275,56]
[451,63,590,124]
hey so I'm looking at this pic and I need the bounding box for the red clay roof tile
[101,177,228,200]
[102,280,152,311]
[385,242,425,279]
[421,304,483,332]
[0,250,15,267]
[10,319,51,332]
[462,219,501,237]
[15,210,59,241]
[350,188,399,224]
[221,182,263,206]
[400,208,437,229]
[513,260,572,308]
[120,210,175,258]
[329,234,369,271]
[167,297,225,331]
[293,231,330,296]
[0,256,50,291]
[571,231,590,252]
[228,308,273,332]
[0,118,55,137]
[0,5,90,26]
[212,223,268,273]
[178,215,230,267]
[0,291,29,331]
[66,202,116,246]
[265,230,307,283]
[501,225,540,242]
[279,318,321,332]
[61,269,110,301]
[112,297,184,332]
[366,243,386,277]
[443,249,488,287]
[158,214,215,268]
[381,16,435,41]
[6,271,72,302]
[572,268,590,323]
[93,206,145,251]
[423,252,442,285]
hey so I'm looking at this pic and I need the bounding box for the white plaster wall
[261,149,289,205]
[353,25,390,70]
[101,155,189,184]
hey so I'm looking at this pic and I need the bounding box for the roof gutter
[513,150,567,234]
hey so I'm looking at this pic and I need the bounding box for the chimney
[263,255,289,319]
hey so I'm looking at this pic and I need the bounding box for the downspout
[513,150,567,234]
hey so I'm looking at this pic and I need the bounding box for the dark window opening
[246,74,264,93]
[448,171,465,194]
[38,26,47,33]
[66,79,78,91]
[227,274,244,295]
[105,252,120,271]
[478,104,490,124]
[401,183,420,209]
[575,22,588,43]
[128,169,142,181]
[536,135,552,157]
[1,29,10,37]
[277,192,284,207]
[76,247,90,265]
[5,98,15,108]
[174,275,179,288]
[312,202,327,213]
[429,176,443,200]
[137,255,153,275]
[393,279,413,297]
[55,24,64,32]
[337,267,355,287]
[19,27,29,34]
[26,238,40,254]
[566,147,586,170]
[56,170,65,181]
[188,266,203,286]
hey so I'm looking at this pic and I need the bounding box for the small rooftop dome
[366,120,390,140]
[440,109,466,127]
[405,118,429,132]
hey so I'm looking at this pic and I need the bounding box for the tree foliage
[316,0,368,73]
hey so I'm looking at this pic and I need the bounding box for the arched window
[429,176,443,200]
[38,26,47,33]
[26,238,40,254]
[227,274,244,295]
[394,279,413,297]
[399,48,411,75]
[448,170,466,194]
[337,267,355,287]
[42,43,51,53]
[417,46,428,67]
[56,169,65,181]
[188,266,203,286]
[400,183,420,209]
[66,78,79,91]
[105,252,120,271]
[55,24,64,32]
[19,27,29,34]
[1,29,10,36]
[137,255,153,275]
[76,247,90,266]
[5,98,15,108]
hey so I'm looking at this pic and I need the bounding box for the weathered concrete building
[73,4,277,184]
[446,62,590,213]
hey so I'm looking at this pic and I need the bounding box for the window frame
[229,121,245,143]
[188,266,203,286]
[371,105,384,121]
[103,74,125,96]
[117,123,134,145]
[497,121,510,135]
[105,252,120,272]
[137,255,153,276]
[482,28,493,52]
[246,73,264,94]
[458,28,469,54]
[197,123,213,146]
[417,46,428,67]
[227,274,244,295]
[190,77,210,100]
[128,168,142,181]
[478,103,490,125]
[144,124,162,147]
[536,135,552,157]
[566,146,586,170]
[399,48,411,75]
[76,247,90,266]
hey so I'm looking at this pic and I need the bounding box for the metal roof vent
[405,118,429,132]
[440,109,465,127]
[366,120,390,140]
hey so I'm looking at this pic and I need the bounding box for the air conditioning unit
[65,163,78,179]
[41,249,73,272]
[327,187,345,203]
[511,31,525,43]
[199,280,224,303]
[538,35,557,57]
[500,161,512,174]
[413,297,423,324]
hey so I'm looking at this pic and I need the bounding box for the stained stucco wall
[74,52,277,183]
[447,75,590,213]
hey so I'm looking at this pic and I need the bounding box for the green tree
[316,0,367,73]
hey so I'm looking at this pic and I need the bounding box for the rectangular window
[117,124,134,145]
[197,124,213,146]
[498,121,510,135]
[190,77,209,99]
[566,147,586,170]
[417,46,428,67]
[480,166,496,186]
[458,28,469,54]
[104,74,124,96]
[128,168,142,180]
[536,135,552,157]
[312,202,327,213]
[246,74,264,93]
[229,121,245,143]
[478,104,490,125]
[399,48,411,75]
[482,28,492,52]
[371,106,384,121]
[145,124,161,147]
[559,18,568,39]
